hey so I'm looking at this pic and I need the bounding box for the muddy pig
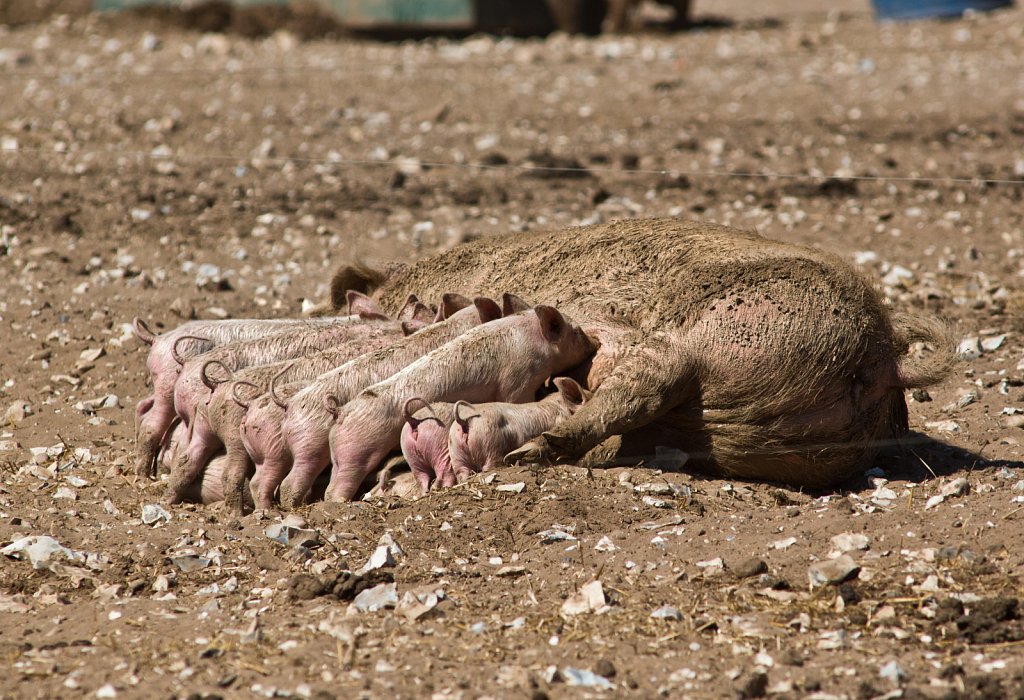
[448,376,588,481]
[307,305,596,503]
[399,399,458,493]
[346,218,954,488]
[132,313,362,477]
[245,296,502,510]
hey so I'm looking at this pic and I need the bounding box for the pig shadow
[586,428,1022,496]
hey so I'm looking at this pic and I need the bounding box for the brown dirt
[2,1,1024,698]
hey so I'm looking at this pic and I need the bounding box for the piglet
[448,377,587,482]
[256,296,499,510]
[315,306,596,503]
[399,398,457,493]
[133,313,360,477]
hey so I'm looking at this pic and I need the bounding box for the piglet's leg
[506,333,699,466]
[222,435,256,514]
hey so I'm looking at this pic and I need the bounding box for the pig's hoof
[505,437,554,466]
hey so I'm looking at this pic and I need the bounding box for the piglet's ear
[534,305,566,342]
[438,293,472,320]
[473,297,502,323]
[347,290,389,320]
[411,303,434,324]
[396,294,421,321]
[501,293,530,316]
[552,377,587,405]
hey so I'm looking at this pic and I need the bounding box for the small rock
[650,605,684,621]
[594,536,617,552]
[696,557,725,576]
[171,555,211,573]
[733,558,769,579]
[925,419,961,433]
[352,582,398,612]
[358,532,405,573]
[562,667,614,690]
[73,394,119,413]
[264,523,319,548]
[879,660,907,683]
[958,337,982,360]
[940,477,969,498]
[4,400,32,425]
[561,580,605,617]
[641,495,670,508]
[96,683,117,698]
[981,334,1006,352]
[141,504,172,525]
[495,566,527,577]
[830,533,870,553]
[1,535,86,570]
[771,537,797,550]
[538,528,576,543]
[808,555,860,587]
[495,482,526,494]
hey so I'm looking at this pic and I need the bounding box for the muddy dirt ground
[2,1,1024,698]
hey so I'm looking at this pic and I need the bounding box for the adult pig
[448,376,587,481]
[347,218,954,488]
[308,306,596,503]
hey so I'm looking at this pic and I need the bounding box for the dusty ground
[3,1,1024,698]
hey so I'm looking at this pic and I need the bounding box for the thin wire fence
[3,143,1022,187]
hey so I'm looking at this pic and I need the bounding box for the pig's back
[375,218,879,333]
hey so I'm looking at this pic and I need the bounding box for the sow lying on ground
[133,218,954,507]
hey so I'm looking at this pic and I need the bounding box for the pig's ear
[501,293,530,316]
[411,303,434,324]
[132,318,157,345]
[552,377,587,406]
[535,305,567,342]
[347,290,390,320]
[438,293,472,320]
[473,297,502,323]
[329,263,390,310]
[396,294,421,321]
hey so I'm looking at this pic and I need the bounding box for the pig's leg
[164,410,224,503]
[241,403,293,510]
[507,333,699,465]
[221,433,256,513]
[273,415,332,508]
[135,373,180,476]
[280,404,397,506]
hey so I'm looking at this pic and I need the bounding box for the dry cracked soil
[2,1,1024,698]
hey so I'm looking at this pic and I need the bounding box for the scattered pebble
[141,504,172,526]
[561,580,606,617]
[352,582,398,612]
[808,555,861,587]
[650,605,684,621]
